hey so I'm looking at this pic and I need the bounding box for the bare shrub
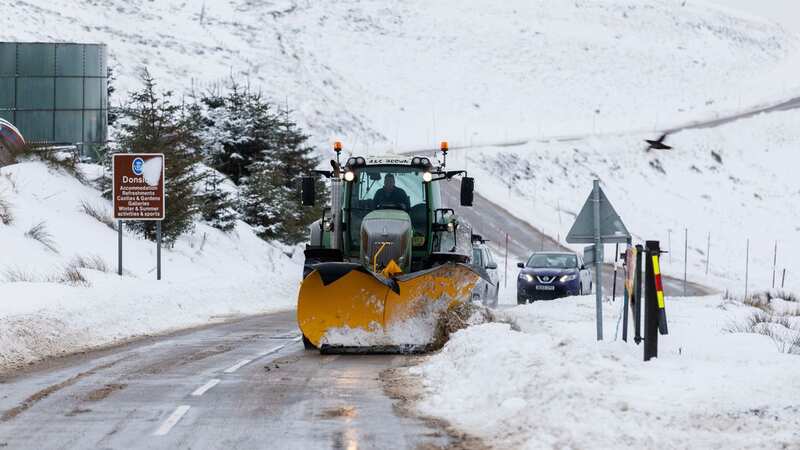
[0,194,13,225]
[79,200,116,230]
[24,221,59,253]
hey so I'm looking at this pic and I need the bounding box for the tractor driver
[373,173,410,210]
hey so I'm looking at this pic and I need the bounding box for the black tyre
[302,335,316,350]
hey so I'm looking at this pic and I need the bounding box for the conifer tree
[116,69,203,244]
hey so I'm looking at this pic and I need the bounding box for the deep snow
[0,162,301,373]
[410,294,800,449]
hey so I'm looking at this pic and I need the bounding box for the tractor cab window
[472,248,484,268]
[348,167,427,250]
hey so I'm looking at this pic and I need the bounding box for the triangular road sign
[566,185,631,244]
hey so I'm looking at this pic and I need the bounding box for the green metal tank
[0,42,108,157]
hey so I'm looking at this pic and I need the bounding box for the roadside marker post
[644,240,668,361]
[112,153,166,280]
[633,244,644,345]
[566,180,631,341]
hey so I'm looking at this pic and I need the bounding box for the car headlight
[559,274,578,283]
[520,273,534,283]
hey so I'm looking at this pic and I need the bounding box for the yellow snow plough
[297,142,482,353]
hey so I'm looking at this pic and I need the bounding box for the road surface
[0,311,459,450]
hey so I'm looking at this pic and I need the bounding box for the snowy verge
[0,162,301,373]
[409,295,800,449]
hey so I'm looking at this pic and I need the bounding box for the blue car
[517,252,592,304]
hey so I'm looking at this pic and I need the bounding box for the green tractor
[297,142,482,352]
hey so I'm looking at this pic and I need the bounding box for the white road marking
[223,359,252,373]
[191,379,220,397]
[256,345,284,358]
[153,405,191,436]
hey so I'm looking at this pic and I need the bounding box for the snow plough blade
[297,262,480,351]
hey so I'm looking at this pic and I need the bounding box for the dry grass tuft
[11,144,86,184]
[0,193,13,225]
[2,267,37,283]
[79,200,116,230]
[25,221,59,253]
[429,302,499,351]
[53,266,90,287]
[68,254,109,273]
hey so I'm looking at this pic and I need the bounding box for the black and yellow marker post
[644,240,669,361]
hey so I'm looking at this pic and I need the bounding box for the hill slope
[3,0,799,149]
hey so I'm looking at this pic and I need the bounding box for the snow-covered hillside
[464,107,800,295]
[3,0,799,149]
[0,162,301,373]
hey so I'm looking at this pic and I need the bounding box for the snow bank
[467,107,800,295]
[0,162,301,373]
[3,0,799,149]
[410,295,800,449]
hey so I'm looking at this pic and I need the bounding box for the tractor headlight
[344,171,355,181]
[559,274,578,283]
[422,171,433,182]
[520,273,534,283]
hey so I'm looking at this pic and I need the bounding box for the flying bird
[645,133,673,151]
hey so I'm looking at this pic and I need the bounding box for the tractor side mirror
[301,176,316,206]
[487,262,498,270]
[460,177,474,207]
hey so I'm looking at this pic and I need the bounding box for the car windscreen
[526,253,577,269]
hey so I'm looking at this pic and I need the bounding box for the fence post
[683,228,688,297]
[745,238,750,299]
[782,269,786,289]
[772,241,778,289]
[705,232,710,276]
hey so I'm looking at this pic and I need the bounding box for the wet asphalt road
[0,311,447,450]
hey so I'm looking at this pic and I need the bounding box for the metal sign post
[592,180,603,340]
[117,220,123,276]
[112,153,166,280]
[566,180,631,341]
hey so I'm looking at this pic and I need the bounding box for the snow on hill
[0,162,301,373]
[464,107,800,295]
[3,0,800,149]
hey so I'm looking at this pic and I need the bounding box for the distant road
[404,95,800,153]
[441,183,712,297]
